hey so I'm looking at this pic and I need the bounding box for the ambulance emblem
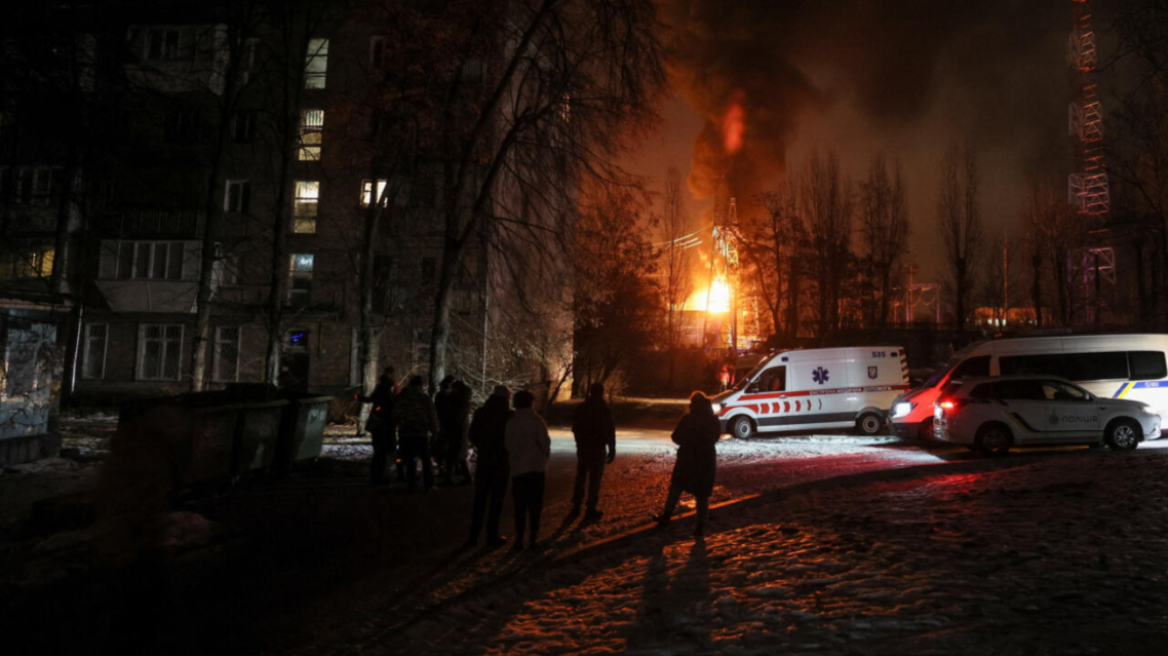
[867,366,878,380]
[812,366,830,385]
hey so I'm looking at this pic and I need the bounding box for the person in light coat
[504,390,551,551]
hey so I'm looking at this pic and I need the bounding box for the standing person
[504,390,551,551]
[444,380,473,485]
[717,364,731,392]
[356,366,397,485]
[570,382,616,520]
[396,375,438,492]
[467,385,513,547]
[655,391,721,537]
[434,375,457,482]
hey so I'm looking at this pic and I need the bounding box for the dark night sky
[624,0,1120,282]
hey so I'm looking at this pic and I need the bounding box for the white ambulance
[890,333,1168,442]
[712,347,911,438]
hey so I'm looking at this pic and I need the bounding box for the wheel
[974,423,1013,457]
[1105,419,1140,452]
[918,417,935,442]
[856,412,883,436]
[730,415,754,439]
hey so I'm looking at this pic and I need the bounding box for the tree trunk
[357,181,388,429]
[428,241,460,391]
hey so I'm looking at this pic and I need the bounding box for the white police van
[713,347,910,438]
[891,334,1168,441]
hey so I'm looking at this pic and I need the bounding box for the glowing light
[706,277,731,313]
[723,91,745,154]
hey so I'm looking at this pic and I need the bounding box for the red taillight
[938,398,961,412]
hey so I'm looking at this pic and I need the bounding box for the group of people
[359,367,474,491]
[359,367,723,548]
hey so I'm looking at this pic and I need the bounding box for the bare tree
[936,143,983,330]
[858,152,910,328]
[660,166,693,384]
[800,150,854,337]
[423,0,666,389]
[189,2,266,391]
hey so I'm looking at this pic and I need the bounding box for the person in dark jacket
[396,375,438,492]
[655,391,721,537]
[443,381,473,485]
[357,366,397,485]
[466,385,513,547]
[570,382,616,520]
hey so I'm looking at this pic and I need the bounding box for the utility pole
[1003,229,1009,329]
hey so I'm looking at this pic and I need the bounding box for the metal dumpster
[231,399,288,475]
[274,395,331,473]
[116,396,241,491]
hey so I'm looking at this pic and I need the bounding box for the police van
[890,334,1168,441]
[713,347,910,438]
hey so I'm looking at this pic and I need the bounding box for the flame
[723,91,745,154]
[705,277,731,313]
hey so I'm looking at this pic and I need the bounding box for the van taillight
[938,398,959,412]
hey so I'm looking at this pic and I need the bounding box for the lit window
[305,38,328,89]
[299,109,323,160]
[82,323,108,380]
[137,324,183,381]
[294,180,319,233]
[361,178,409,207]
[361,179,387,206]
[12,244,54,279]
[225,180,251,213]
[288,253,313,307]
[369,36,386,67]
[213,326,241,382]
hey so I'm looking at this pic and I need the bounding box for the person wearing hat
[396,375,439,492]
[466,385,513,547]
[570,382,616,520]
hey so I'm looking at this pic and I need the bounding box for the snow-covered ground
[385,452,1168,656]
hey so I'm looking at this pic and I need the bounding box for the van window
[749,367,786,393]
[1064,351,1128,381]
[995,379,1044,401]
[999,354,1065,377]
[948,355,990,380]
[1129,351,1167,380]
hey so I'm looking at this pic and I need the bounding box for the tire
[974,423,1013,457]
[1105,419,1140,452]
[918,417,936,443]
[730,415,755,439]
[856,412,883,436]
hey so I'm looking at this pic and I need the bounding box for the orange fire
[723,91,745,154]
[705,277,731,313]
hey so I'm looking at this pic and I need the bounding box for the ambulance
[712,347,911,438]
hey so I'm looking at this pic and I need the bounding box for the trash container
[231,399,288,475]
[274,395,332,474]
[116,396,241,491]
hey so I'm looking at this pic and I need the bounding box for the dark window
[994,380,1045,401]
[949,355,990,380]
[421,257,435,282]
[969,383,997,400]
[232,110,256,143]
[1064,351,1129,381]
[163,109,198,142]
[999,353,1065,378]
[1129,351,1167,381]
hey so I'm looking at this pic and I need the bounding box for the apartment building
[30,1,490,406]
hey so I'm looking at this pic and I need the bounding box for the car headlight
[893,402,914,418]
[711,402,722,414]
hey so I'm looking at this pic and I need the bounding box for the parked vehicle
[891,334,1168,441]
[932,375,1161,455]
[712,346,910,438]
